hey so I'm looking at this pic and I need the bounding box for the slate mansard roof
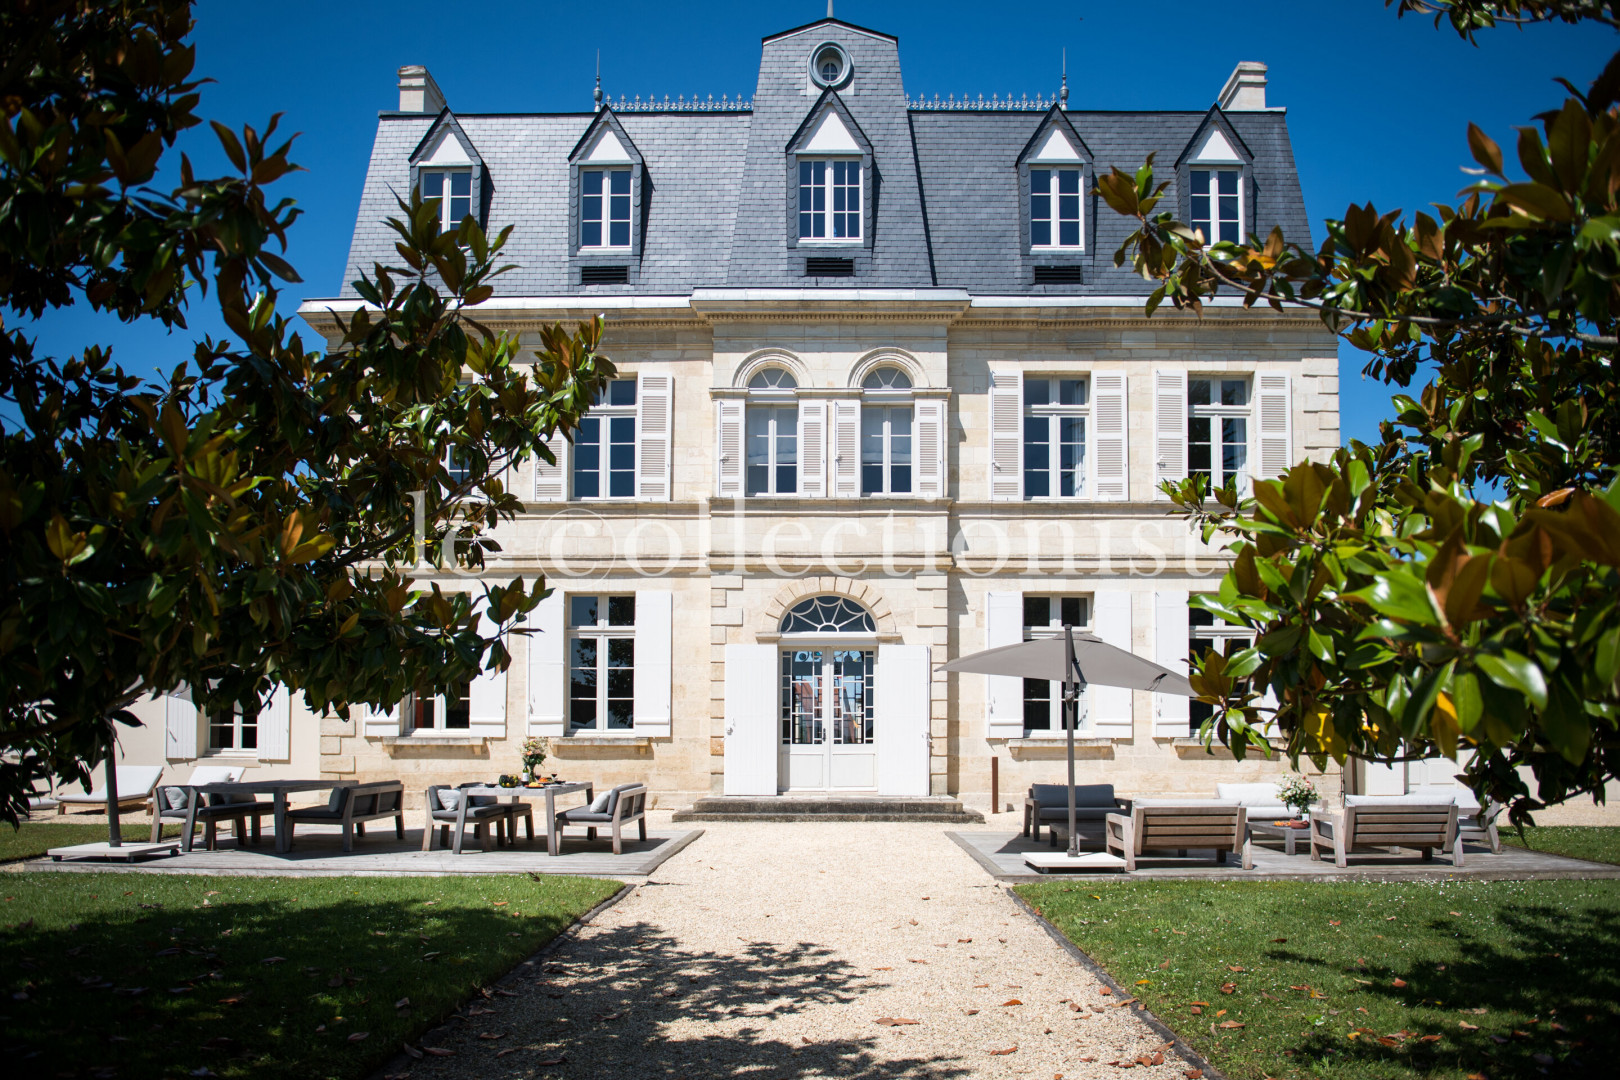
[337,19,1311,299]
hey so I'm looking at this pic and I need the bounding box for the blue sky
[18,1,1617,445]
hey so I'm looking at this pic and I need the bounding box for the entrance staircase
[672,795,984,823]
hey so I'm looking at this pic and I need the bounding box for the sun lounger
[55,765,163,816]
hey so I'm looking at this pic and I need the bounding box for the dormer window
[1030,167,1081,248]
[581,166,632,248]
[1190,168,1241,244]
[799,160,861,241]
[420,168,471,231]
[1018,118,1089,257]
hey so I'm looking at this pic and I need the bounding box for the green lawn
[1017,879,1620,1080]
[1500,826,1620,866]
[1,822,185,863]
[0,871,621,1079]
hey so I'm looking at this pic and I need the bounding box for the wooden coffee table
[1248,816,1311,856]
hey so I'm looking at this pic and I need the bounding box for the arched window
[746,368,798,495]
[860,366,913,495]
[779,595,876,634]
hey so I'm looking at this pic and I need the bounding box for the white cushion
[1131,799,1240,809]
[1345,794,1455,807]
[1409,785,1481,811]
[436,789,461,811]
[161,786,189,811]
[1216,782,1286,806]
[589,791,613,813]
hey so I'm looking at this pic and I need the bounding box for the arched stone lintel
[758,577,896,636]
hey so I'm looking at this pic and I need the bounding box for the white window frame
[1189,606,1254,734]
[1021,595,1091,735]
[420,167,472,232]
[580,165,633,249]
[798,157,862,243]
[404,680,472,734]
[568,594,637,733]
[206,706,258,754]
[1029,165,1084,250]
[1189,167,1243,246]
[859,369,914,496]
[573,378,638,499]
[1188,375,1251,492]
[746,371,799,496]
[1022,375,1089,499]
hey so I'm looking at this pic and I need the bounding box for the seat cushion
[558,810,613,824]
[1029,783,1115,809]
[1037,806,1116,822]
[430,805,505,822]
[287,807,344,821]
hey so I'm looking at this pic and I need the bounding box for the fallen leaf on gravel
[1184,1071,1202,1079]
[974,983,988,987]
[1069,1003,1083,1012]
[966,1008,980,1015]
[1219,983,1236,994]
[1002,999,1022,1007]
[909,919,918,925]
[402,1045,423,1060]
[347,1032,369,1043]
[908,959,928,964]
[959,938,972,943]
[494,989,519,997]
[1116,997,1138,1007]
[1218,1020,1245,1029]
[423,1047,454,1057]
[802,1037,812,1044]
[595,1012,621,1021]
[1099,986,1112,995]
[873,967,892,971]
[876,1018,920,1026]
[990,1047,1017,1055]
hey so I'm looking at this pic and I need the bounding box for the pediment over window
[409,111,484,169]
[570,109,643,166]
[1016,106,1091,166]
[785,90,873,157]
[408,111,488,228]
[1175,107,1253,167]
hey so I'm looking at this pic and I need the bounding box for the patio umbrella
[941,627,1195,859]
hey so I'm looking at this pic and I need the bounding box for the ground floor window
[408,680,471,731]
[1022,594,1090,733]
[570,594,636,730]
[1189,606,1253,734]
[208,707,258,751]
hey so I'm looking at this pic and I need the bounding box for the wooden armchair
[1309,798,1461,867]
[554,783,648,855]
[1104,800,1251,872]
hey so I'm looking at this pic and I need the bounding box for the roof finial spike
[1059,48,1069,110]
[593,50,603,112]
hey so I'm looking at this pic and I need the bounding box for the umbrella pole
[1065,626,1078,859]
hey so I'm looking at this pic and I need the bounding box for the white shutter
[798,400,827,498]
[636,373,673,500]
[1091,589,1134,737]
[527,589,566,736]
[985,591,1024,739]
[632,590,672,736]
[532,432,569,501]
[468,606,508,737]
[1362,761,1406,796]
[164,685,198,760]
[989,372,1022,501]
[716,400,744,498]
[259,684,292,761]
[724,644,779,796]
[914,397,947,500]
[362,700,400,736]
[832,399,861,497]
[1256,372,1291,480]
[1153,369,1188,497]
[1153,590,1190,738]
[877,644,932,796]
[1092,372,1128,501]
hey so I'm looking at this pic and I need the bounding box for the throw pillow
[588,790,612,813]
[437,789,461,812]
[161,786,188,811]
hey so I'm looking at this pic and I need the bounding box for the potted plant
[521,736,549,785]
[1276,775,1320,819]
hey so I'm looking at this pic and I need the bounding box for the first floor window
[1022,595,1090,732]
[569,594,635,731]
[861,405,912,495]
[209,707,258,751]
[409,680,471,731]
[1190,168,1240,244]
[1023,376,1088,498]
[421,168,471,231]
[799,158,861,240]
[581,167,631,247]
[1189,376,1250,490]
[574,378,637,498]
[1189,606,1254,734]
[1030,166,1081,247]
[746,404,798,495]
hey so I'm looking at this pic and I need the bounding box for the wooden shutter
[362,699,400,736]
[1256,372,1291,480]
[1153,369,1188,497]
[632,590,672,737]
[259,684,292,762]
[1092,372,1128,501]
[532,431,569,501]
[716,400,744,498]
[636,373,673,500]
[914,397,947,500]
[1153,590,1190,738]
[723,644,779,795]
[876,644,932,796]
[798,400,826,498]
[527,589,566,736]
[164,686,198,760]
[985,591,1024,739]
[468,606,508,738]
[1091,589,1134,737]
[989,372,1022,501]
[832,399,861,497]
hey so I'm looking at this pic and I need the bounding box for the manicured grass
[1017,879,1620,1080]
[0,871,621,1079]
[1,822,183,864]
[1500,826,1620,866]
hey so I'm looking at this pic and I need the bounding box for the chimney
[1217,61,1267,110]
[397,65,446,113]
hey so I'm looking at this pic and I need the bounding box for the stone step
[672,796,984,824]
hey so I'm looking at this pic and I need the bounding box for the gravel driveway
[391,819,1193,1079]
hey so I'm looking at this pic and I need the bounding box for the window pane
[1024,377,1050,406]
[422,171,444,198]
[1223,418,1249,481]
[570,596,598,627]
[1189,378,1212,407]
[449,171,470,196]
[1059,214,1079,247]
[1191,170,1210,195]
[569,638,598,730]
[449,195,470,223]
[583,171,603,195]
[414,694,435,730]
[573,417,600,498]
[210,722,233,750]
[1221,379,1249,406]
[1059,416,1085,497]
[861,407,885,492]
[890,464,911,493]
[1217,170,1238,195]
[609,169,630,194]
[444,681,470,729]
[1060,597,1083,627]
[1024,679,1051,730]
[609,415,636,497]
[240,715,257,749]
[1031,169,1051,194]
[1188,416,1212,477]
[1023,415,1050,498]
[1023,595,1050,628]
[608,379,637,406]
[1058,169,1080,194]
[1059,378,1086,406]
[581,218,602,247]
[608,595,635,626]
[609,214,630,246]
[1031,218,1051,247]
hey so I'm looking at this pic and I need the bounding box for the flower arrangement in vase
[1275,775,1320,817]
[521,736,549,785]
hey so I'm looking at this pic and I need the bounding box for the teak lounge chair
[1309,797,1462,867]
[1104,800,1252,871]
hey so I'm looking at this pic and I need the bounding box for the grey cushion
[287,807,344,821]
[1030,783,1117,809]
[430,805,505,822]
[1036,806,1116,822]
[559,809,613,824]
[435,788,461,811]
[161,786,189,811]
[326,787,349,812]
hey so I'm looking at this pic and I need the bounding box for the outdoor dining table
[432,781,594,856]
[190,779,357,855]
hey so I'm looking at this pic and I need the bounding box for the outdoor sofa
[554,783,648,855]
[1309,795,1462,867]
[147,765,271,850]
[282,780,405,852]
[1214,782,1293,821]
[55,765,163,816]
[1104,799,1253,871]
[1023,783,1131,849]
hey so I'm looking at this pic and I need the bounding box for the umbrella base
[1023,851,1127,874]
[46,841,181,863]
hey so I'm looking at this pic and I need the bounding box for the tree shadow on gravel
[406,919,978,1080]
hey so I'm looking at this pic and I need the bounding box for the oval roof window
[810,42,851,90]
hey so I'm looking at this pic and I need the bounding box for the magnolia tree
[1098,0,1620,823]
[0,0,614,830]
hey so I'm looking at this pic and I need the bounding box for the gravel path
[392,819,1194,1080]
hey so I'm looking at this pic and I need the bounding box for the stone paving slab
[950,829,1620,883]
[19,826,702,879]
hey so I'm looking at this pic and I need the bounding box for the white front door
[780,648,877,791]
